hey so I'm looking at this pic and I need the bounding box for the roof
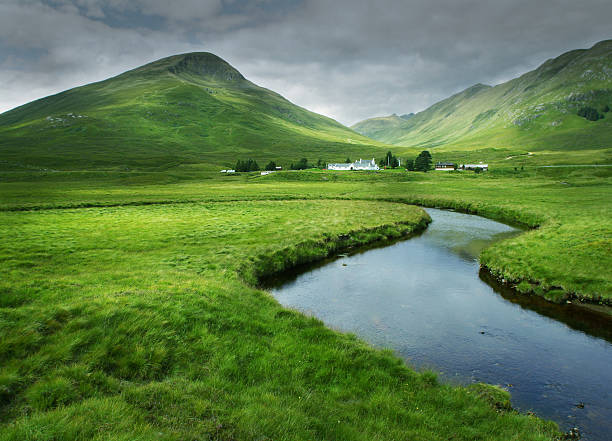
[436,162,455,167]
[354,158,376,166]
[328,163,353,168]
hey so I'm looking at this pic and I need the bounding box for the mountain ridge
[0,52,382,170]
[352,40,612,158]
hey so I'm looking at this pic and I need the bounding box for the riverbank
[0,199,563,440]
[2,166,609,306]
[265,208,612,439]
[239,216,431,286]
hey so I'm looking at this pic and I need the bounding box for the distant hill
[0,53,382,171]
[352,40,612,159]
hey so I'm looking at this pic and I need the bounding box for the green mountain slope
[0,53,381,171]
[352,40,612,162]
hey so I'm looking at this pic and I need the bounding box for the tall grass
[0,199,562,440]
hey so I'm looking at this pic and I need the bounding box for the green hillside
[352,40,612,164]
[0,53,382,171]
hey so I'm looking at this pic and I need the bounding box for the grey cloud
[1,0,611,125]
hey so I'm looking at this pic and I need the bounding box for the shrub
[577,106,603,121]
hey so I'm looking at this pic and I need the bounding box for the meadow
[2,166,610,302]
[1,165,610,440]
[0,197,562,440]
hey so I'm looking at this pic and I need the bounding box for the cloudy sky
[1,0,611,125]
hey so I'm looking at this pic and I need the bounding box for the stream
[264,208,612,440]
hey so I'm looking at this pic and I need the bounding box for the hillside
[0,53,382,171]
[352,40,612,163]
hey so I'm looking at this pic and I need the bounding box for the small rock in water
[566,427,581,439]
[479,331,485,335]
[575,402,585,409]
[342,263,347,267]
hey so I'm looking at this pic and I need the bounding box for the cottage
[435,162,456,171]
[461,164,488,171]
[327,158,379,171]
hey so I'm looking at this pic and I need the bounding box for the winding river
[264,208,612,441]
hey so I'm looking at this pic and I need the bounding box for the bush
[290,158,310,170]
[577,106,603,121]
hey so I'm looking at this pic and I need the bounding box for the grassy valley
[352,40,612,166]
[1,43,612,441]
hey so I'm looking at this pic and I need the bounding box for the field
[0,196,563,441]
[2,166,610,302]
[1,165,611,440]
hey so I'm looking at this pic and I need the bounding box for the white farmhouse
[460,164,488,171]
[327,158,379,171]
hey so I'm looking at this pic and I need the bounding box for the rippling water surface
[266,208,612,440]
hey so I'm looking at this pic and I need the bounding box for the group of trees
[378,151,400,168]
[234,151,436,173]
[234,158,260,172]
[375,150,432,172]
[406,151,432,172]
[577,105,607,121]
[234,158,328,172]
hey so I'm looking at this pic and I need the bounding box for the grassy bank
[2,167,609,304]
[0,199,562,440]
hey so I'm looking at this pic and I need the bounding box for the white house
[327,158,379,171]
[461,164,488,171]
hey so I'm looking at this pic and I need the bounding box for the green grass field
[2,165,611,440]
[0,197,564,440]
[2,166,609,302]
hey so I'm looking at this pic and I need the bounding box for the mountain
[0,53,381,171]
[352,40,612,160]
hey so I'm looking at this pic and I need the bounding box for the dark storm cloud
[1,0,611,124]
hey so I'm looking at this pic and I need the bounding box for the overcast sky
[1,0,611,125]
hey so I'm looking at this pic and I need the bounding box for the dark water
[265,209,612,440]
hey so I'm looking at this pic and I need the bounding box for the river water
[265,208,612,440]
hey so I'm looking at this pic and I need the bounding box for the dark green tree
[405,159,415,171]
[235,158,260,172]
[345,157,352,163]
[291,158,310,170]
[577,106,603,121]
[385,151,393,167]
[603,104,610,113]
[265,161,277,171]
[414,151,432,172]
